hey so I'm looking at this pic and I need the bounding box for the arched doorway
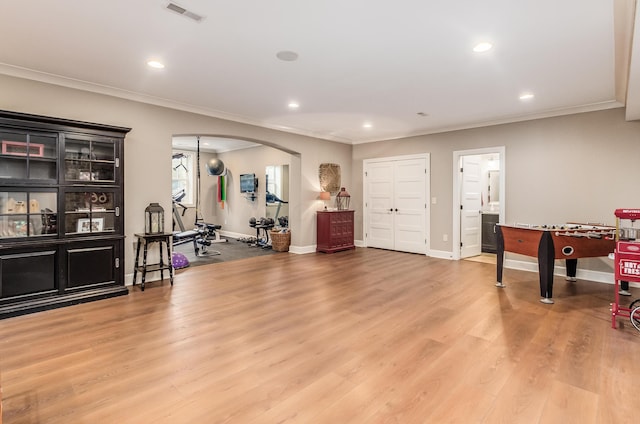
[170,135,300,247]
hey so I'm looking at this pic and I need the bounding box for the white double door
[365,156,428,254]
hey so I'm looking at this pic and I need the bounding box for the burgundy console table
[316,210,355,253]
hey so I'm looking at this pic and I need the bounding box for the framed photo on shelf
[2,140,44,157]
[77,217,104,233]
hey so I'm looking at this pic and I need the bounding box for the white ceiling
[0,0,638,147]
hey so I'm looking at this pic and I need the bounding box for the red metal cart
[612,208,640,329]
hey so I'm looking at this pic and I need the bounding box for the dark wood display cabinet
[0,110,130,319]
[316,210,356,253]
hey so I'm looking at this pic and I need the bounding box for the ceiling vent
[166,2,204,22]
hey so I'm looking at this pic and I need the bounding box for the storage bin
[270,230,291,252]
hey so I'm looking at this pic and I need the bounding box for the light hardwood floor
[1,248,638,423]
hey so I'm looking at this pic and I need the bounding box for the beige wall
[215,145,292,236]
[0,74,352,282]
[4,72,640,280]
[353,108,640,270]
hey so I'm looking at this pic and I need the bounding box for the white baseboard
[289,245,316,254]
[428,249,454,260]
[219,230,253,240]
[503,258,639,288]
[424,252,638,288]
[220,230,312,255]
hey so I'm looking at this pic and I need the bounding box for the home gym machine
[171,139,228,257]
[266,191,289,226]
[172,189,226,256]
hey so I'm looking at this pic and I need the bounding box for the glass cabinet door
[0,191,57,237]
[64,190,118,235]
[64,137,117,183]
[0,130,58,181]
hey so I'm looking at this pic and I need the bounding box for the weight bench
[173,222,227,256]
[172,191,227,256]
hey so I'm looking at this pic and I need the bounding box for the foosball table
[496,223,616,304]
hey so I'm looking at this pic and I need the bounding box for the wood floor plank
[538,380,598,424]
[1,248,638,423]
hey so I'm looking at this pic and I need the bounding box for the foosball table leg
[565,259,577,282]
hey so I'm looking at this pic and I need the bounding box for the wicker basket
[270,231,291,252]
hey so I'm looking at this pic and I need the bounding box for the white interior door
[366,161,394,249]
[365,157,427,254]
[394,158,426,254]
[460,155,482,258]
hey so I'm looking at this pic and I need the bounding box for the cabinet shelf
[1,154,56,161]
[66,210,113,214]
[67,230,116,236]
[65,158,115,164]
[0,109,130,318]
[0,212,55,216]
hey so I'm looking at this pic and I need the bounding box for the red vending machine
[612,208,640,329]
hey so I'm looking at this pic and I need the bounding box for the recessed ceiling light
[363,123,372,129]
[473,42,493,53]
[519,93,535,100]
[147,60,165,69]
[276,51,299,62]
[288,102,299,109]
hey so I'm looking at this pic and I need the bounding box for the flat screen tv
[240,173,258,193]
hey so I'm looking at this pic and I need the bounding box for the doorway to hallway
[453,147,505,261]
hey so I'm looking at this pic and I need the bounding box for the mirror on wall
[265,164,289,226]
[488,170,500,204]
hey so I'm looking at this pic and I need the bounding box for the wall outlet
[432,197,437,204]
[443,234,448,242]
